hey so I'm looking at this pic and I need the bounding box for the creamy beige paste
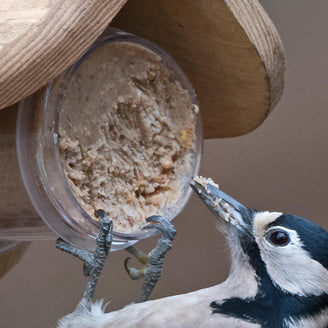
[55,42,197,233]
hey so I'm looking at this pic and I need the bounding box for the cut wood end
[0,0,127,109]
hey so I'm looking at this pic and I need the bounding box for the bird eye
[267,230,290,246]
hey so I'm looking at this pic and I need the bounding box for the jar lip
[17,27,203,251]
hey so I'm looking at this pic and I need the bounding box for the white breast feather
[57,289,261,328]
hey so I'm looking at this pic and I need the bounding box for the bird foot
[56,209,113,302]
[124,216,176,303]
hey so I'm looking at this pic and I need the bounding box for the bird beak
[190,177,254,239]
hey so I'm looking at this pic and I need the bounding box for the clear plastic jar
[0,28,202,251]
[0,105,55,253]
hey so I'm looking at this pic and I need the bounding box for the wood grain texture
[0,0,127,110]
[0,242,29,279]
[113,0,285,138]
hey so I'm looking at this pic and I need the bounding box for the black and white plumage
[57,178,328,328]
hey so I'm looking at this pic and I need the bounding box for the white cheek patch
[256,226,328,296]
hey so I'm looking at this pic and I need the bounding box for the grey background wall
[2,1,328,326]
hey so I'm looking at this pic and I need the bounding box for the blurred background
[2,0,328,326]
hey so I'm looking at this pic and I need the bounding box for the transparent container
[0,28,202,251]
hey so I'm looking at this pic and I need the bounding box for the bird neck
[215,238,328,328]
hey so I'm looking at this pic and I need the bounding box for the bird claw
[125,216,176,303]
[56,209,113,301]
[143,215,176,241]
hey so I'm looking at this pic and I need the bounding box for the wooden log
[113,0,285,138]
[0,0,127,110]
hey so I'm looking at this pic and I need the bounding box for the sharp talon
[124,257,145,280]
[125,246,148,265]
[124,257,131,275]
[95,209,107,219]
[143,216,176,241]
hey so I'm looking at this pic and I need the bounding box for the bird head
[191,177,328,327]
